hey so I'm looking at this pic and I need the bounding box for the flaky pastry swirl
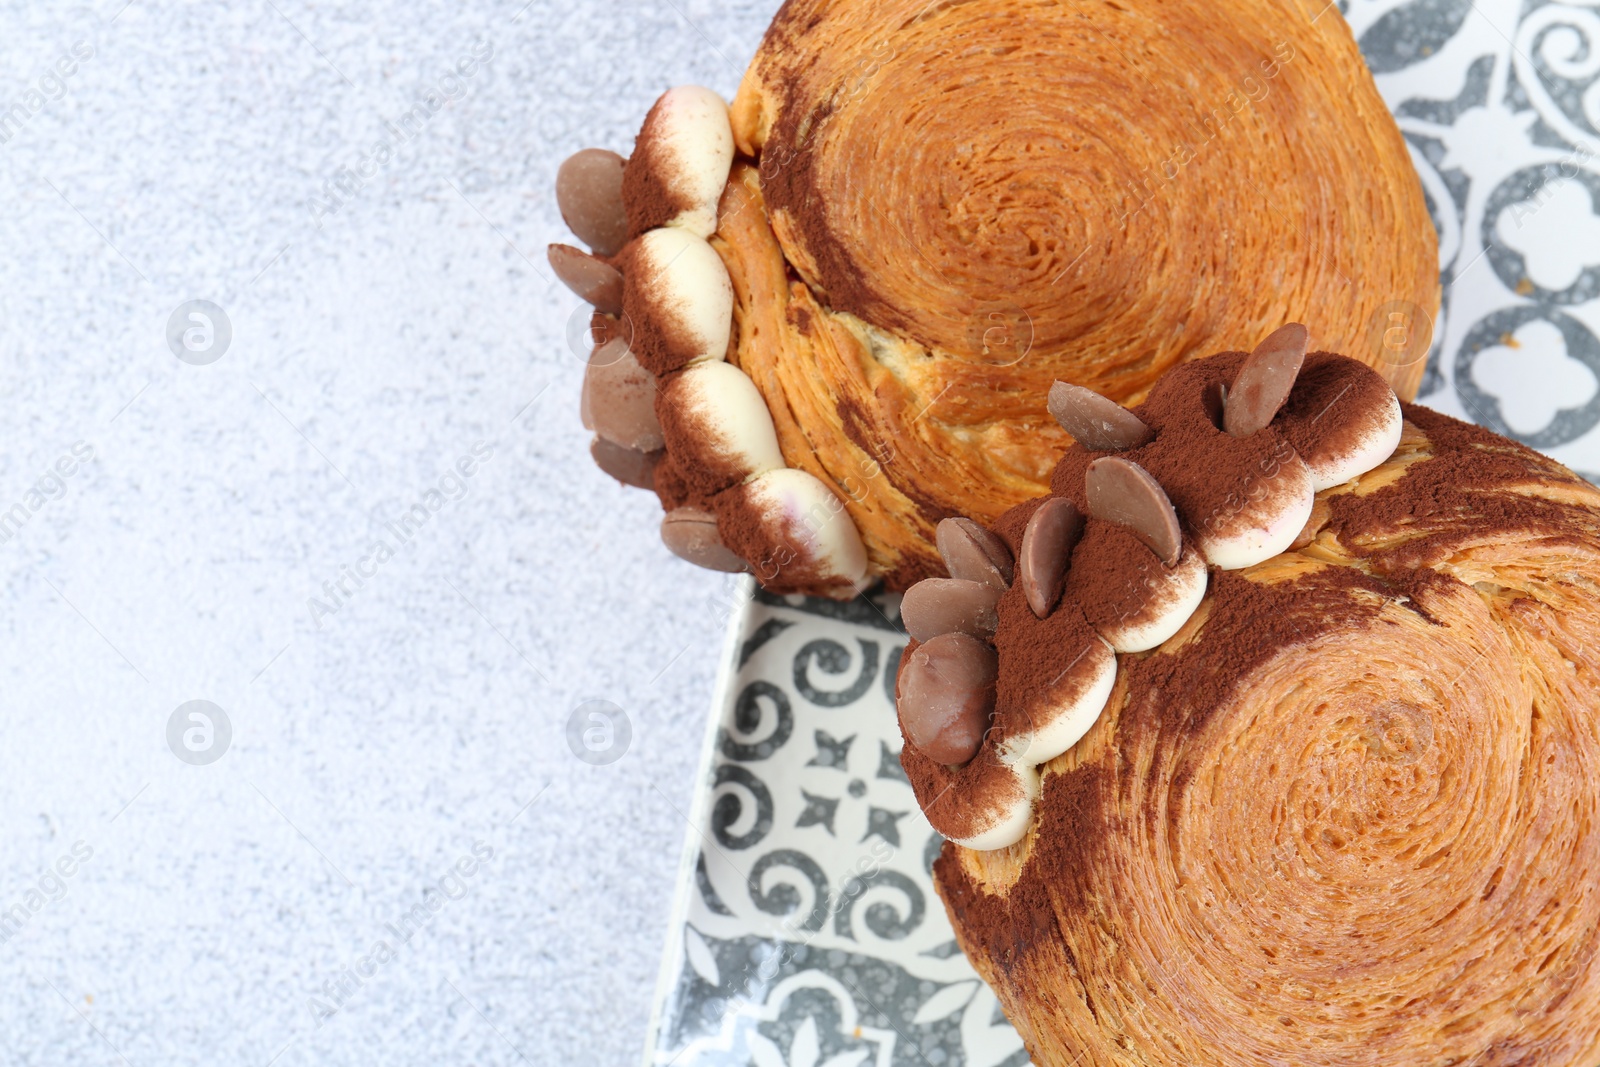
[931,407,1600,1064]
[558,0,1438,594]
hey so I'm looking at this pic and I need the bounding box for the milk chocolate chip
[1085,457,1183,566]
[660,507,747,572]
[556,148,628,257]
[897,632,997,766]
[936,517,1014,590]
[590,437,661,490]
[1047,381,1154,451]
[901,578,1001,642]
[584,338,663,453]
[1019,497,1085,617]
[548,243,623,316]
[1225,323,1308,437]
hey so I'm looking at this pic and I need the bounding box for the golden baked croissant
[554,0,1439,595]
[893,328,1600,1064]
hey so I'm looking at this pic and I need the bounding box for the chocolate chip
[1019,497,1085,617]
[936,517,1014,590]
[900,578,1001,642]
[556,148,628,257]
[1047,381,1153,451]
[1225,323,1309,437]
[896,632,997,765]
[583,337,664,452]
[548,243,623,316]
[660,508,747,572]
[1085,457,1183,566]
[590,437,662,490]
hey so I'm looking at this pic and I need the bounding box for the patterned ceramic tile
[644,2,1600,1063]
[1364,0,1600,474]
[645,585,1026,1067]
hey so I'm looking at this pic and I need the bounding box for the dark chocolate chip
[935,517,1014,590]
[660,508,747,572]
[556,148,628,257]
[584,338,663,452]
[1019,497,1085,617]
[900,578,1001,642]
[1085,457,1183,566]
[896,632,997,765]
[548,243,623,316]
[1225,323,1309,437]
[1047,381,1154,451]
[590,437,662,490]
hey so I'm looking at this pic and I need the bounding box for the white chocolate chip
[1305,391,1404,490]
[1195,449,1316,570]
[1094,545,1209,653]
[949,767,1040,852]
[1000,636,1118,772]
[629,227,734,371]
[945,633,1116,851]
[645,86,735,238]
[664,361,783,485]
[736,469,868,590]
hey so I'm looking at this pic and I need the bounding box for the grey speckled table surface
[0,2,782,1064]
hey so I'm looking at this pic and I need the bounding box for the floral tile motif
[1363,0,1600,476]
[646,5,1600,1063]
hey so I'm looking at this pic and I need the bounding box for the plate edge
[638,574,757,1067]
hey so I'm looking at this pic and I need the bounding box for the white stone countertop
[0,1,782,1063]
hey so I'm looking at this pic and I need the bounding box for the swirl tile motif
[645,5,1600,1064]
[646,583,1028,1067]
[1368,0,1600,476]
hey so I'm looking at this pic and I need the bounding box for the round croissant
[927,405,1600,1063]
[559,0,1438,594]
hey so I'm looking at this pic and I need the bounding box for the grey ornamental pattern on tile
[1361,0,1600,477]
[647,588,1029,1067]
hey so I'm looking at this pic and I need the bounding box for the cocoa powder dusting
[654,372,750,498]
[1048,352,1377,545]
[1327,403,1591,571]
[619,243,704,376]
[1125,354,1302,537]
[991,583,1105,745]
[938,563,1389,971]
[1276,352,1392,471]
[1063,520,1173,635]
[934,394,1600,980]
[621,99,696,238]
[713,481,851,595]
[897,634,1035,843]
[650,451,714,514]
[989,496,1049,557]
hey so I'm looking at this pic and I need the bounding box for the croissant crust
[935,408,1600,1066]
[715,0,1439,586]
